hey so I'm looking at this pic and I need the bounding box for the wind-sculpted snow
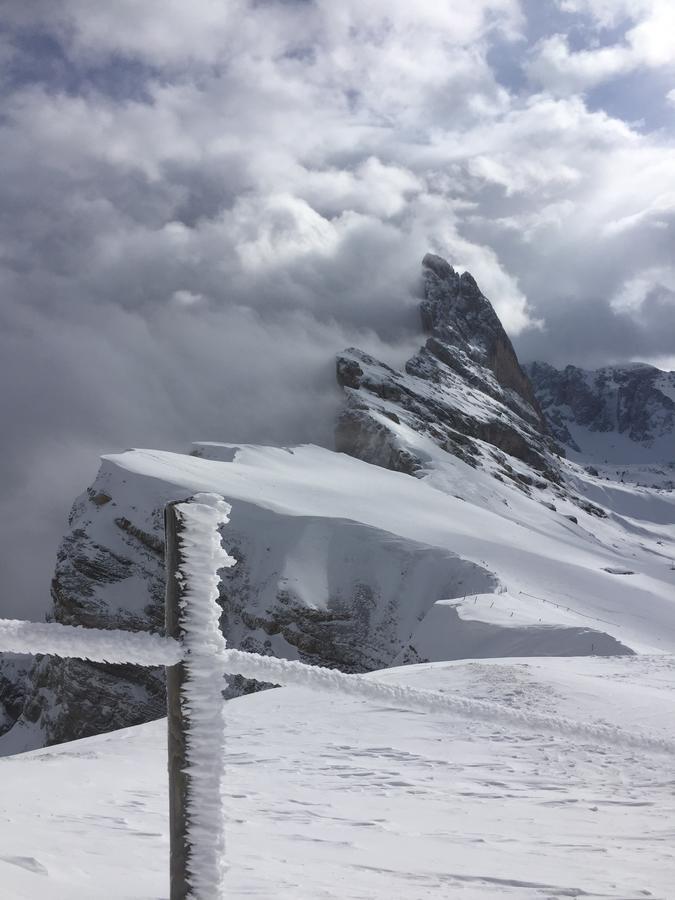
[220,648,675,758]
[0,619,182,666]
[2,656,673,899]
[175,493,234,900]
[4,405,675,751]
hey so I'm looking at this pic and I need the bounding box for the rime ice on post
[166,493,234,900]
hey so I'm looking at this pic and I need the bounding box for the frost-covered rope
[222,648,675,758]
[1,619,672,758]
[0,618,182,666]
[175,493,235,900]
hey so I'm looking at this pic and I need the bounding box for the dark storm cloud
[514,283,675,368]
[0,0,674,615]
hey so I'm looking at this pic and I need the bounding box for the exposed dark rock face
[526,361,675,456]
[337,254,561,485]
[1,462,495,749]
[0,658,32,733]
[8,488,170,746]
[419,255,544,420]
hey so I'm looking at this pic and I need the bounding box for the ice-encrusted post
[165,494,234,900]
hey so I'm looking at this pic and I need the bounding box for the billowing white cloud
[528,0,675,92]
[611,266,675,313]
[557,0,649,28]
[0,0,674,613]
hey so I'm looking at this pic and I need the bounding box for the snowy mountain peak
[420,253,545,419]
[421,253,504,351]
[337,254,559,484]
[2,254,674,756]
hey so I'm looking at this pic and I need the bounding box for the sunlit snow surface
[1,657,674,899]
[1,440,673,895]
[100,441,675,655]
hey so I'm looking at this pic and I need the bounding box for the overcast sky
[1,0,674,616]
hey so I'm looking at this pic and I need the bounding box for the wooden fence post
[165,500,190,900]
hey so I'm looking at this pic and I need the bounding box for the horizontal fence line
[1,618,673,757]
[221,648,675,758]
[0,619,183,666]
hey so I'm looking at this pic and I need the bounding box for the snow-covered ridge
[3,438,673,754]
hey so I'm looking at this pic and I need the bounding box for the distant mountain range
[526,361,674,487]
[1,255,673,753]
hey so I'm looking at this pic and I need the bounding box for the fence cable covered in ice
[219,648,675,757]
[0,618,182,666]
[2,618,673,758]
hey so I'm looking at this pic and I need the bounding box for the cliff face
[420,255,544,418]
[526,361,675,459]
[1,451,495,750]
[336,254,561,489]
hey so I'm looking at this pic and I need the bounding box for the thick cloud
[0,0,674,615]
[527,0,675,93]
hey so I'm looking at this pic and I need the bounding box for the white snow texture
[2,614,670,758]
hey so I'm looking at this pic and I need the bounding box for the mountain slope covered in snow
[1,254,673,753]
[2,437,674,753]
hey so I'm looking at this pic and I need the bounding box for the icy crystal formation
[0,618,182,666]
[176,493,234,900]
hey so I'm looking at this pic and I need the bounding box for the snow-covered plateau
[1,656,674,899]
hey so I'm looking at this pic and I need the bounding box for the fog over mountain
[1,0,674,615]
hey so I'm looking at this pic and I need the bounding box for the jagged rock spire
[336,253,560,482]
[419,254,543,420]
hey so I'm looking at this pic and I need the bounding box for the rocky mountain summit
[337,254,561,487]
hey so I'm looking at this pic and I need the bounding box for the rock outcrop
[526,361,675,457]
[337,254,562,487]
[1,453,495,749]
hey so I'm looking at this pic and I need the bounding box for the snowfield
[1,435,673,896]
[1,656,674,899]
[101,441,675,657]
